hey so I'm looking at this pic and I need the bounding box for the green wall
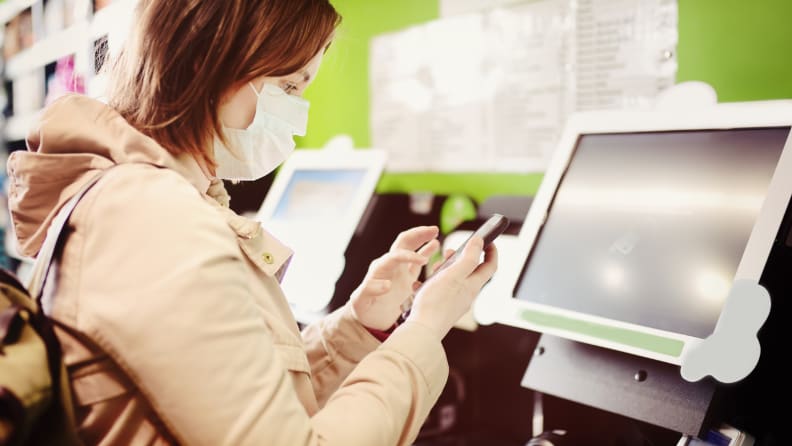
[300,0,792,204]
[297,0,438,150]
[677,0,792,102]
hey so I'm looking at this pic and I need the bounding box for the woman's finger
[416,238,440,258]
[374,249,429,275]
[468,243,498,288]
[390,226,440,252]
[427,248,455,276]
[443,236,485,278]
[412,239,441,274]
[358,278,392,297]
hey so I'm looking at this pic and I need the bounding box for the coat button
[262,252,274,264]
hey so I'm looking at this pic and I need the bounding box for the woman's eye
[283,82,297,93]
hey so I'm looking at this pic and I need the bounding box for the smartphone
[397,213,510,323]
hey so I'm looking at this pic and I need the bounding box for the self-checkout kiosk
[475,96,792,444]
[254,144,387,323]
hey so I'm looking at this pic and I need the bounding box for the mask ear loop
[251,82,293,97]
[248,82,262,98]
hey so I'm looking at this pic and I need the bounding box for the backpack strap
[19,171,107,446]
[27,171,107,303]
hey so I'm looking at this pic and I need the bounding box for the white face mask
[214,82,309,181]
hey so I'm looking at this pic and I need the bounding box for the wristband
[365,322,398,342]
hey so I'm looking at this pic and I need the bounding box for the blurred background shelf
[5,20,87,79]
[1,0,137,143]
[4,111,35,141]
[0,0,37,25]
[90,0,135,40]
[5,0,136,79]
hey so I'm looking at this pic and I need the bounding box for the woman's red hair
[107,0,340,172]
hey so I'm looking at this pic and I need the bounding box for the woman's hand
[351,226,440,331]
[407,236,498,339]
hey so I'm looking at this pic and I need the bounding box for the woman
[6,1,497,444]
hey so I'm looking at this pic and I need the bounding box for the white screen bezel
[255,148,386,317]
[256,148,386,249]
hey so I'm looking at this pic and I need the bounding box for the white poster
[370,0,678,172]
[440,0,530,17]
[485,1,571,171]
[573,0,678,111]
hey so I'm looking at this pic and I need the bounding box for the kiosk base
[521,334,719,437]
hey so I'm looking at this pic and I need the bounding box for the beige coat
[6,95,448,445]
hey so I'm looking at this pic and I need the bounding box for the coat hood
[6,94,211,257]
